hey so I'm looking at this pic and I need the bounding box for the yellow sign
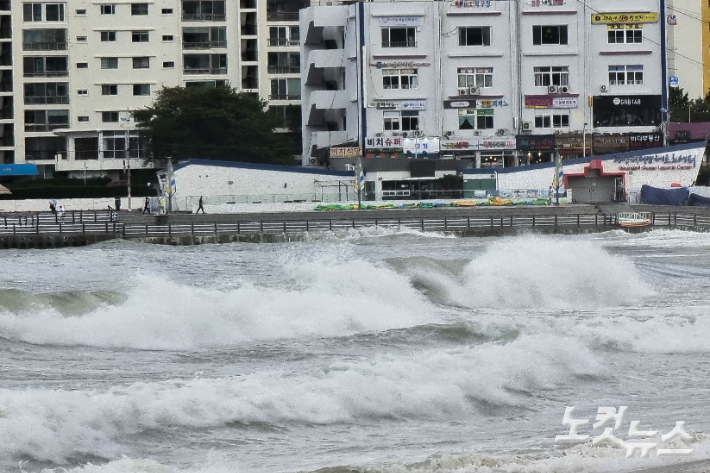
[330,147,362,158]
[592,12,657,24]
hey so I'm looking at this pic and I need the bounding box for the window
[533,66,569,86]
[381,27,416,48]
[24,3,65,22]
[76,36,87,42]
[457,67,493,88]
[100,4,115,14]
[23,56,68,76]
[162,35,174,41]
[23,29,67,50]
[24,82,69,104]
[162,8,173,14]
[131,3,148,15]
[270,78,300,100]
[401,111,419,131]
[267,52,300,74]
[532,25,568,45]
[535,114,569,128]
[384,111,400,131]
[608,25,643,44]
[609,65,643,85]
[24,109,69,131]
[76,62,88,69]
[384,111,419,131]
[535,115,551,128]
[45,4,64,21]
[78,116,89,122]
[133,84,150,95]
[133,57,149,69]
[101,84,118,95]
[102,111,119,122]
[101,31,116,42]
[101,57,118,69]
[132,31,149,42]
[162,61,175,68]
[458,27,491,46]
[382,69,419,90]
[77,89,88,95]
[76,9,86,15]
[269,26,299,46]
[476,110,494,129]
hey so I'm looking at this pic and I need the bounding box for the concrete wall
[493,146,705,198]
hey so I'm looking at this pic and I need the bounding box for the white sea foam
[406,235,653,310]
[0,333,600,464]
[23,436,710,473]
[0,257,437,349]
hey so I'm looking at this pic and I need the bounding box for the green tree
[669,87,690,122]
[133,86,298,165]
[689,91,710,122]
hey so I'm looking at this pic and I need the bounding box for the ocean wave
[398,235,653,310]
[0,334,600,464]
[0,255,439,349]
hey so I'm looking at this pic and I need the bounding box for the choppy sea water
[1,229,710,473]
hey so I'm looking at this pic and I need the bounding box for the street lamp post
[583,122,588,159]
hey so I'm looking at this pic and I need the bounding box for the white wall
[495,147,705,195]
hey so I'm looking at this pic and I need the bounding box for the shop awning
[0,164,39,176]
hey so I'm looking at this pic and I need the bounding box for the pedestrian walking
[49,198,57,216]
[159,196,165,215]
[142,196,150,214]
[196,196,205,214]
[57,205,65,218]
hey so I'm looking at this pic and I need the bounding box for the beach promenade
[0,203,709,249]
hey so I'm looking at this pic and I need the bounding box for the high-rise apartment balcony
[25,96,69,105]
[267,12,298,22]
[181,0,225,21]
[23,42,67,51]
[182,41,226,50]
[183,67,227,75]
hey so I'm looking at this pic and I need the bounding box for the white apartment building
[6,0,310,178]
[302,0,669,168]
[666,0,708,100]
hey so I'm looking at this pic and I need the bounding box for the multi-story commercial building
[666,0,706,100]
[5,0,312,178]
[302,0,669,168]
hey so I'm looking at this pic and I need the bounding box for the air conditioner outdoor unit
[402,132,408,138]
[469,87,481,95]
[309,158,318,165]
[375,132,382,137]
[522,121,532,131]
[560,85,571,93]
[548,85,559,94]
[392,132,400,136]
[600,84,608,92]
[458,87,468,96]
[474,131,482,136]
[445,131,453,137]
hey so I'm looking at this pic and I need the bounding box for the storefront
[592,95,662,128]
[516,135,555,164]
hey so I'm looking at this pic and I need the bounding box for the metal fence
[2,211,710,241]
